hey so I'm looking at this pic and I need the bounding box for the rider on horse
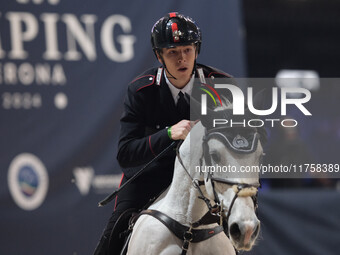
[94,12,232,255]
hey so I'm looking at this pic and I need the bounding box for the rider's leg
[94,172,172,255]
[93,176,152,255]
[93,200,140,255]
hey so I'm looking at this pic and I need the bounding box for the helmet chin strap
[189,45,199,77]
[192,60,197,75]
[159,53,177,80]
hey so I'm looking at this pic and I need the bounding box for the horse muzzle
[227,219,260,251]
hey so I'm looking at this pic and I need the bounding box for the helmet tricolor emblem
[171,23,182,42]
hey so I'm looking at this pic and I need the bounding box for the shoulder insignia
[197,68,206,84]
[156,67,163,85]
[130,75,156,92]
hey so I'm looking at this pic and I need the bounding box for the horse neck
[163,134,209,225]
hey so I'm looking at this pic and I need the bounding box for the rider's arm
[117,84,173,168]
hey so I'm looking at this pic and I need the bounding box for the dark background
[0,0,339,254]
[244,0,340,78]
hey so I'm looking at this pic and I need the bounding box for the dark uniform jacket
[116,63,231,202]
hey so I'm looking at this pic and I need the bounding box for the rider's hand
[170,120,198,140]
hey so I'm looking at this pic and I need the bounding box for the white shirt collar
[164,71,194,104]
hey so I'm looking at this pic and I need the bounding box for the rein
[98,141,177,207]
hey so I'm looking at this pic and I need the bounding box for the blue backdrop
[2,1,339,255]
[0,1,246,254]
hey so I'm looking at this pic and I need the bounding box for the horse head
[187,97,266,251]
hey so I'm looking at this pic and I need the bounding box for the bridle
[175,125,262,245]
[201,126,261,222]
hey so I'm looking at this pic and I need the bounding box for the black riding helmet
[151,12,201,53]
[151,12,202,78]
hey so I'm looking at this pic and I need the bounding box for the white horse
[126,119,264,255]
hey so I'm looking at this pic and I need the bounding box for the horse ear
[220,95,232,108]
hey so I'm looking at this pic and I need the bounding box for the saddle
[108,194,162,255]
[108,208,137,255]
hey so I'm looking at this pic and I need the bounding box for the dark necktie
[176,91,190,120]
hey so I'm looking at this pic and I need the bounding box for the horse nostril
[252,223,260,239]
[229,223,241,241]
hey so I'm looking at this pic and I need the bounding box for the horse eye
[210,151,221,163]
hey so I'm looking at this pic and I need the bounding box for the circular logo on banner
[8,153,49,211]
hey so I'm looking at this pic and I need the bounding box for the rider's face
[158,45,197,89]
